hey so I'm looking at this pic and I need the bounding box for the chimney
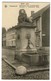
[31,11,34,17]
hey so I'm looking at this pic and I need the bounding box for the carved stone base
[15,48,49,66]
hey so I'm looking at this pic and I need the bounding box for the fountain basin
[15,48,49,66]
[22,53,39,66]
[15,49,39,65]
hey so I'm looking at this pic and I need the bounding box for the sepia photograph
[2,2,50,79]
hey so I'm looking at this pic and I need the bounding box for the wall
[42,8,50,47]
[6,29,16,47]
[33,17,42,48]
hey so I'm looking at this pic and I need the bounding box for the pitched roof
[32,4,50,20]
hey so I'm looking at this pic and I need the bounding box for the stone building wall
[6,28,16,47]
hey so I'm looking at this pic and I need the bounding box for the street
[2,48,49,79]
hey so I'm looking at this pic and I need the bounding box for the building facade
[32,4,50,48]
[6,26,16,47]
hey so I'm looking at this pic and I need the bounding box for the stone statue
[18,9,30,23]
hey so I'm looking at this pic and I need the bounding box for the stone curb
[2,57,16,70]
[2,57,49,75]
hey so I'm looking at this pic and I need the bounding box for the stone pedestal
[15,21,38,65]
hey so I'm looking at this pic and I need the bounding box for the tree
[2,27,6,35]
[2,27,6,46]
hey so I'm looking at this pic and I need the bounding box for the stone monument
[15,9,39,65]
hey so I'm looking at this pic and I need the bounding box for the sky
[2,2,49,30]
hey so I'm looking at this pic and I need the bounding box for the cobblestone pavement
[2,48,49,79]
[2,60,49,79]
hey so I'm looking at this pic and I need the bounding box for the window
[17,34,20,40]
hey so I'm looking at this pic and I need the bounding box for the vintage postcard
[2,2,50,79]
